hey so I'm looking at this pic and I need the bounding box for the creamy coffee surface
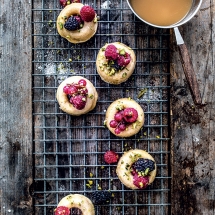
[129,0,193,26]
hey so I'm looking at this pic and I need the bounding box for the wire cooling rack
[32,0,171,214]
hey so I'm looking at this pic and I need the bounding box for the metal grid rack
[32,0,171,214]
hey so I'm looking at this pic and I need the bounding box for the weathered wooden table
[0,0,214,214]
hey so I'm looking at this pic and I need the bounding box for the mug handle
[174,27,202,105]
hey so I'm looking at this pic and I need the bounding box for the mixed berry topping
[109,107,138,135]
[54,206,70,215]
[91,191,112,204]
[102,44,131,76]
[60,0,81,7]
[131,158,155,189]
[80,5,96,22]
[104,150,119,164]
[61,5,96,31]
[64,15,83,31]
[63,79,89,110]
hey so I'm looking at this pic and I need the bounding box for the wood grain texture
[0,0,33,214]
[178,43,202,105]
[171,0,215,214]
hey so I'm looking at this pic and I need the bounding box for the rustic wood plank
[0,0,33,214]
[171,0,215,214]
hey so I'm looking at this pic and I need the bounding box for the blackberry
[64,16,80,31]
[91,191,111,205]
[111,61,121,71]
[132,158,155,173]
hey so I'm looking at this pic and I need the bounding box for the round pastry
[96,42,136,84]
[56,76,98,116]
[56,3,98,43]
[105,98,144,137]
[54,194,95,215]
[116,149,157,190]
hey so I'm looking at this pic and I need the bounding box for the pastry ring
[116,149,157,190]
[96,42,136,84]
[57,3,98,43]
[54,194,95,215]
[105,98,144,137]
[56,76,98,116]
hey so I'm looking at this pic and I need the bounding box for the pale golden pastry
[116,149,157,190]
[54,194,95,215]
[56,3,98,43]
[96,42,136,84]
[105,98,144,137]
[56,76,98,116]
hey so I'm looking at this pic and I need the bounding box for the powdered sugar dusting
[44,64,56,76]
[56,63,69,84]
[37,63,78,84]
[101,0,111,9]
[138,89,160,101]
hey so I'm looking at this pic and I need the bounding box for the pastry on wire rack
[56,3,98,43]
[54,194,95,215]
[96,42,136,84]
[56,76,98,116]
[116,149,157,189]
[105,98,144,137]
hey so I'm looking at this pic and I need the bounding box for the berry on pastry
[60,0,81,8]
[91,191,112,205]
[80,5,96,22]
[96,42,136,84]
[105,98,144,137]
[116,149,157,190]
[56,76,98,116]
[54,206,70,215]
[104,150,119,164]
[64,15,83,31]
[54,194,95,215]
[57,3,98,43]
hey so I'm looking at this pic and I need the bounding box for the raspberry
[80,5,96,22]
[132,158,155,173]
[91,191,112,205]
[105,44,119,61]
[117,53,131,67]
[123,108,138,123]
[54,206,70,215]
[59,0,68,7]
[70,95,86,110]
[133,173,149,189]
[69,85,78,94]
[63,84,78,95]
[64,16,80,31]
[104,150,119,164]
